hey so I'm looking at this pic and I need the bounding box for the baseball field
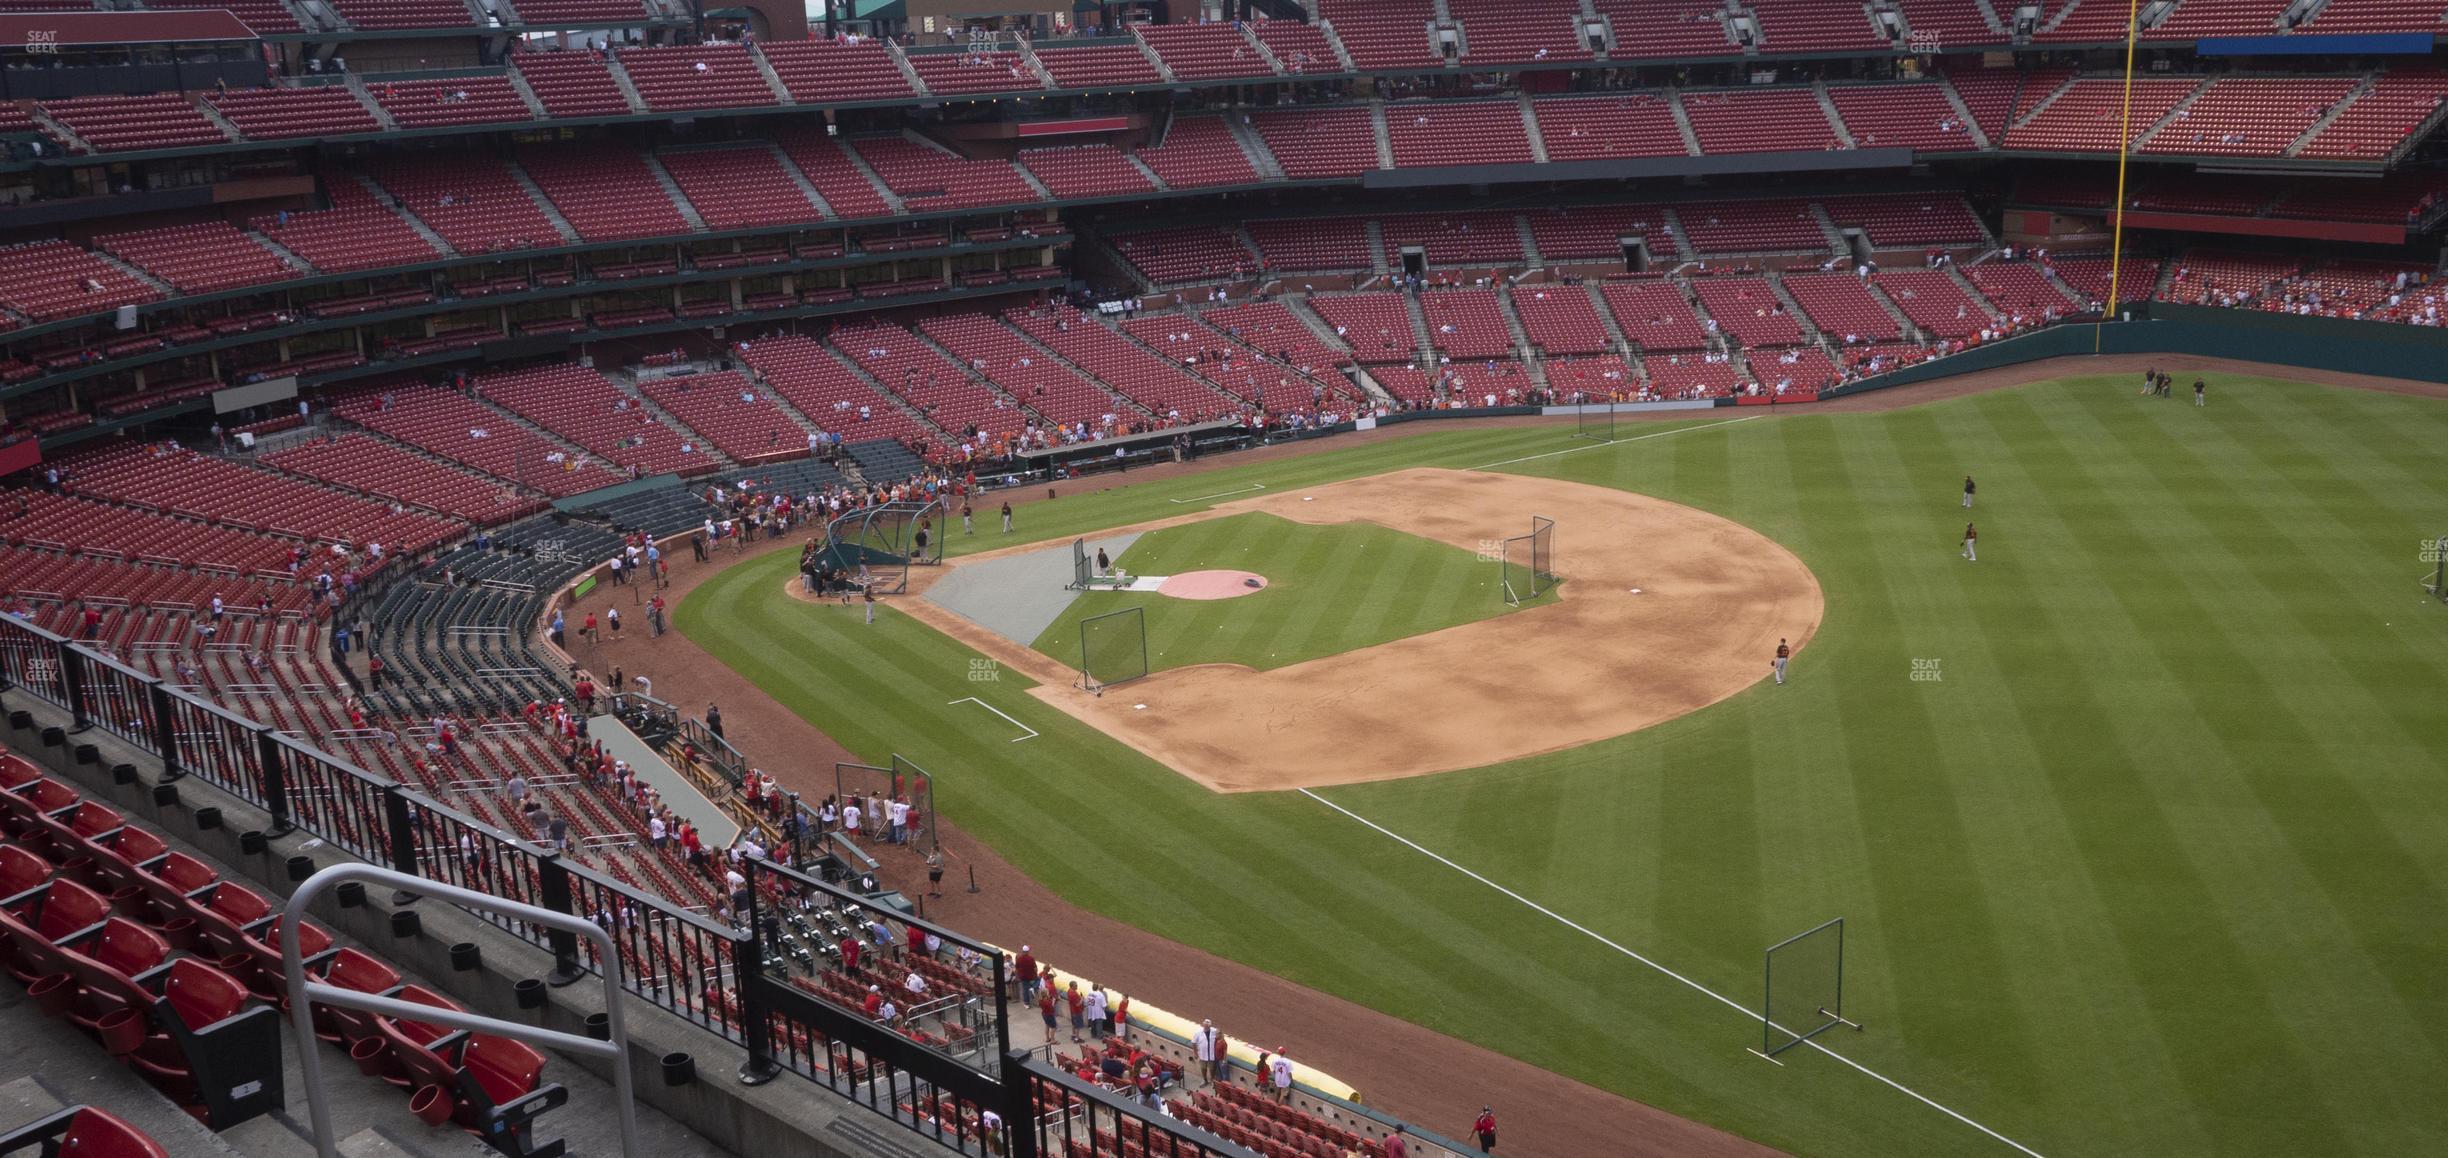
[679,372,2448,1157]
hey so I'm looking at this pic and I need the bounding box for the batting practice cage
[1074,606,1149,696]
[834,755,937,854]
[1751,917,1861,1061]
[819,498,944,594]
[1501,515,1557,607]
[1575,402,1616,443]
[1067,538,1091,590]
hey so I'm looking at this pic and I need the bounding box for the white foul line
[1470,414,1763,471]
[947,697,1037,742]
[1169,483,1269,505]
[1298,788,2048,1158]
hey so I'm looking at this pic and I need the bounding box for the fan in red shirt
[838,934,863,975]
[860,986,882,1019]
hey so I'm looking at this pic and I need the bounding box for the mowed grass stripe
[1975,389,2356,1154]
[2053,393,2448,1119]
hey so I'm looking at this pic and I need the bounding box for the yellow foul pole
[2096,0,2146,353]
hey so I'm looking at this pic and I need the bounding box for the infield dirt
[848,467,1825,792]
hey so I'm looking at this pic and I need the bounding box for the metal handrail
[279,864,643,1158]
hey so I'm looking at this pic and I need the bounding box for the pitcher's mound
[1161,570,1269,600]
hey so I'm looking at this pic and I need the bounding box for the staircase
[602,371,741,467]
[359,174,458,257]
[503,161,584,244]
[836,140,907,214]
[89,250,174,297]
[1130,30,1176,83]
[1970,0,2007,37]
[1241,25,1283,72]
[1223,114,1286,179]
[1317,20,1362,71]
[1667,90,1704,155]
[1285,293,1355,353]
[824,345,951,440]
[1364,219,1390,275]
[504,68,552,119]
[1807,201,1853,256]
[2009,72,2082,129]
[763,142,835,217]
[602,52,651,114]
[184,96,242,143]
[1762,273,1818,341]
[249,231,319,275]
[1125,153,1168,191]
[1402,291,1438,368]
[1515,215,1543,267]
[746,43,796,104]
[27,107,91,152]
[1518,93,1550,163]
[2285,73,2373,156]
[1856,276,1919,338]
[343,74,397,130]
[1936,76,1993,149]
[1494,287,1546,387]
[1009,158,1057,201]
[1657,206,1699,262]
[1368,100,1395,169]
[1016,42,1058,89]
[1941,261,2011,321]
[2130,76,2218,149]
[1581,281,1634,359]
[639,154,709,231]
[1813,81,1857,147]
[887,42,930,96]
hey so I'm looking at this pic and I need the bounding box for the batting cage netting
[1075,606,1149,695]
[1502,515,1557,607]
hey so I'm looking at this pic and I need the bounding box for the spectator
[1192,1020,1223,1084]
[706,703,724,739]
[1269,1051,1293,1102]
[1084,987,1108,1039]
[1065,981,1086,1043]
[1015,945,1038,1002]
[1472,1107,1496,1154]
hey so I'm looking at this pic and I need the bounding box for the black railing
[0,613,1269,1158]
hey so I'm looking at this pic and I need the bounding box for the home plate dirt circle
[1158,570,1268,600]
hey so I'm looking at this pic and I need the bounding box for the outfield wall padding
[1826,305,2448,401]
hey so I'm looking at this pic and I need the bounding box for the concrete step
[1222,113,1285,180]
[1936,75,1993,149]
[504,68,551,120]
[1368,99,1395,169]
[746,42,795,105]
[640,152,710,231]
[2131,76,2218,150]
[359,173,457,258]
[2288,72,2373,157]
[1667,90,1703,155]
[503,161,584,244]
[837,139,907,215]
[1518,92,1549,163]
[762,141,835,218]
[603,52,651,114]
[886,42,929,97]
[1813,81,1856,148]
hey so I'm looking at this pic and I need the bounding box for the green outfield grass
[1028,512,1544,674]
[681,377,2448,1157]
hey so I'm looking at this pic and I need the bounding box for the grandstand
[5,6,2448,1158]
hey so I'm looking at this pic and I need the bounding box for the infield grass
[683,376,2448,1157]
[1029,512,1544,674]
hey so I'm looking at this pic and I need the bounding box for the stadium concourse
[7,0,2448,1152]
